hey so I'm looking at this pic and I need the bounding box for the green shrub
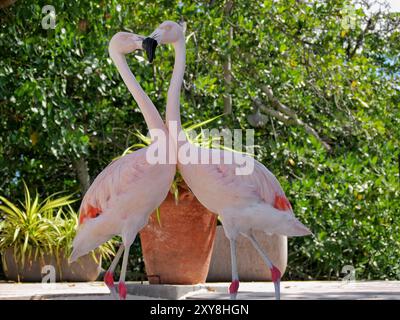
[0,182,116,271]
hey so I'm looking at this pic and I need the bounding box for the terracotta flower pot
[140,189,217,284]
[207,226,287,281]
[2,247,101,282]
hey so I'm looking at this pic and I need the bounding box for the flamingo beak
[142,37,158,63]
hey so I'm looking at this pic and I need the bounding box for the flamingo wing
[183,147,292,213]
[79,146,173,225]
[181,147,311,236]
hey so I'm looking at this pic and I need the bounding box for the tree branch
[228,70,331,151]
[348,17,375,59]
[73,157,91,195]
[261,85,298,119]
[253,91,332,151]
[253,97,294,123]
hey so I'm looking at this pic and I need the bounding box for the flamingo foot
[104,271,118,299]
[229,279,240,300]
[118,281,127,300]
[104,271,114,289]
[270,265,281,300]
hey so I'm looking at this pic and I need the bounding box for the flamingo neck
[109,51,165,138]
[166,38,186,145]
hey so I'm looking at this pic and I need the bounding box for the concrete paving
[187,281,400,300]
[0,282,110,300]
[0,281,399,300]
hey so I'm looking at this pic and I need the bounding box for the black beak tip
[142,37,158,63]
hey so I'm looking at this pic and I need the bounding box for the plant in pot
[0,182,116,282]
[120,117,228,285]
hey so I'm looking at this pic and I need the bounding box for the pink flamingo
[150,21,312,300]
[69,32,175,299]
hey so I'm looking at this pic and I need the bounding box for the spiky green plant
[0,182,117,272]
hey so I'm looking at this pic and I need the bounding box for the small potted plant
[0,182,116,282]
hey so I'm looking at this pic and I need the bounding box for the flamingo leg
[229,238,240,300]
[117,243,131,300]
[246,232,281,300]
[104,244,124,299]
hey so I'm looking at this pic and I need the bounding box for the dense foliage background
[0,0,399,281]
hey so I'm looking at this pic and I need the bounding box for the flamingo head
[148,21,185,45]
[108,32,145,55]
[141,21,185,63]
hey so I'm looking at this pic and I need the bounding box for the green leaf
[155,207,161,227]
[13,227,20,243]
